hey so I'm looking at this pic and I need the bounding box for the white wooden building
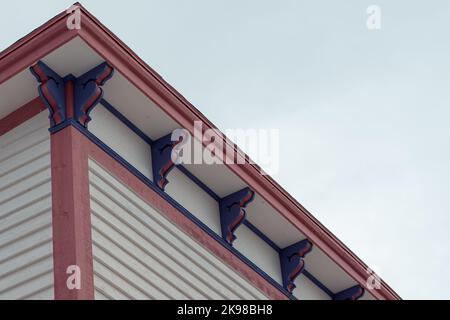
[0,4,399,300]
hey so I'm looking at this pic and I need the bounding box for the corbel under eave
[219,187,255,246]
[280,239,313,294]
[29,60,114,129]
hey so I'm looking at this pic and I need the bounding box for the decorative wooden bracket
[151,133,185,190]
[280,239,313,293]
[74,62,114,127]
[30,61,114,128]
[30,61,66,126]
[219,187,255,245]
[333,285,365,300]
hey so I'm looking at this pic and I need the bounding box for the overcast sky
[2,1,449,299]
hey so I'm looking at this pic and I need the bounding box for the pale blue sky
[2,1,449,299]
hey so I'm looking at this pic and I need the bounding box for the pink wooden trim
[0,12,76,86]
[50,126,94,300]
[0,97,46,136]
[0,3,399,300]
[65,80,75,119]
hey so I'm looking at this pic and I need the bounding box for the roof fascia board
[0,11,77,85]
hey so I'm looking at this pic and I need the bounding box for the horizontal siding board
[0,271,53,300]
[0,139,50,177]
[23,286,54,300]
[0,182,51,220]
[0,234,52,273]
[0,244,52,279]
[0,169,51,204]
[0,209,51,246]
[92,219,195,299]
[0,196,51,234]
[0,152,50,190]
[0,256,53,292]
[93,243,162,299]
[94,289,113,300]
[90,195,223,299]
[92,252,155,300]
[90,161,263,299]
[0,125,49,163]
[89,160,267,300]
[0,112,48,151]
[90,173,251,299]
[0,113,53,300]
[0,212,52,252]
[93,273,134,300]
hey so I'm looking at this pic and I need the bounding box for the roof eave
[0,3,401,300]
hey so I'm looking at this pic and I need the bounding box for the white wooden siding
[0,111,53,300]
[88,160,267,300]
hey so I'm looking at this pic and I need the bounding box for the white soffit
[246,193,306,248]
[102,71,179,140]
[41,37,105,77]
[304,247,357,293]
[0,37,104,119]
[42,37,181,142]
[183,162,247,198]
[0,69,37,119]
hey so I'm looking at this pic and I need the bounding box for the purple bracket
[74,62,114,127]
[219,187,255,245]
[29,61,113,128]
[333,285,365,300]
[30,61,66,126]
[151,133,185,190]
[280,239,313,293]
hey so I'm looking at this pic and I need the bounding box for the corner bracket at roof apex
[219,187,255,246]
[280,239,313,294]
[29,60,114,128]
[333,285,365,300]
